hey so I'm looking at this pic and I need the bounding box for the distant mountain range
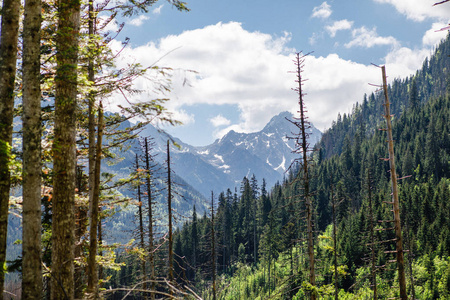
[138,111,322,198]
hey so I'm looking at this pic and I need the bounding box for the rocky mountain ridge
[139,111,322,198]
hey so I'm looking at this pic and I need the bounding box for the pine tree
[0,0,20,295]
[87,103,104,297]
[145,137,156,299]
[51,0,81,296]
[191,205,199,278]
[21,0,43,296]
[409,78,419,109]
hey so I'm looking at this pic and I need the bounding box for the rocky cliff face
[139,111,322,198]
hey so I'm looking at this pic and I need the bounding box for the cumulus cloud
[383,47,431,79]
[345,26,399,48]
[106,22,385,134]
[171,109,195,126]
[209,115,231,127]
[325,19,354,37]
[104,21,445,140]
[422,22,449,45]
[380,22,447,82]
[311,2,332,19]
[129,15,150,26]
[373,0,450,22]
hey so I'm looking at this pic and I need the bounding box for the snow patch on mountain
[275,155,286,172]
[197,149,209,155]
[137,111,322,198]
[214,154,224,163]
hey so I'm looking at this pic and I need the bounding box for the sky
[104,0,450,146]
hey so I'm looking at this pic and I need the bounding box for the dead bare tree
[380,65,407,300]
[135,153,147,295]
[366,170,378,300]
[166,139,174,295]
[330,183,339,300]
[210,191,217,300]
[144,137,156,300]
[288,52,317,300]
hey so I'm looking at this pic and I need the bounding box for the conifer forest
[1,0,450,299]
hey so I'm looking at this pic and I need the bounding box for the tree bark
[293,52,316,299]
[381,66,407,300]
[331,183,339,300]
[87,102,103,297]
[144,137,155,299]
[167,140,173,285]
[210,191,216,300]
[22,0,43,296]
[136,154,147,294]
[367,171,378,300]
[0,0,20,296]
[51,0,81,297]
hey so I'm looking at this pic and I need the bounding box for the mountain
[107,35,450,298]
[139,111,322,198]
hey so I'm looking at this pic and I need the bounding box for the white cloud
[345,26,399,48]
[171,109,195,125]
[129,15,150,26]
[209,115,231,127]
[311,2,332,19]
[309,32,320,45]
[152,4,164,14]
[422,22,449,45]
[380,22,448,83]
[373,0,450,22]
[107,22,383,134]
[383,47,430,79]
[105,21,443,139]
[325,19,354,37]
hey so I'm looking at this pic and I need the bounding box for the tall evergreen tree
[409,78,419,109]
[191,205,199,276]
[0,0,20,295]
[51,0,81,296]
[22,0,43,296]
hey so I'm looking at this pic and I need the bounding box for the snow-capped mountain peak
[139,111,322,198]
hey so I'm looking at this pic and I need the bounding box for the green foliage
[92,34,450,299]
[164,35,450,299]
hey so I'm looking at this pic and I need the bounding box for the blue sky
[105,0,449,146]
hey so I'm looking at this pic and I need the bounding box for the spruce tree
[22,0,43,296]
[0,0,20,296]
[51,0,81,296]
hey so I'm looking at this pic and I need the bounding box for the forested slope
[105,36,450,299]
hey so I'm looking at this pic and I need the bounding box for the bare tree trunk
[292,52,316,299]
[367,171,378,300]
[87,0,96,250]
[144,137,155,300]
[74,169,87,299]
[406,231,416,300]
[381,66,407,300]
[210,191,216,300]
[51,0,81,296]
[87,102,103,297]
[136,154,147,293]
[331,184,338,300]
[167,140,173,285]
[22,0,43,296]
[98,213,103,286]
[0,0,20,296]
